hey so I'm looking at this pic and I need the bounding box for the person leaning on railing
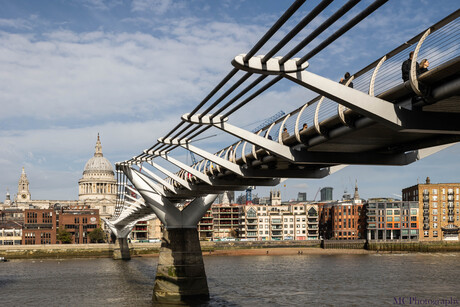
[339,72,354,88]
[401,51,419,82]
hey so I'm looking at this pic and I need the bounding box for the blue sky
[0,0,459,202]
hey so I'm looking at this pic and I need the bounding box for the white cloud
[131,0,180,14]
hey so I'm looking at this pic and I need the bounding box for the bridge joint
[232,54,309,75]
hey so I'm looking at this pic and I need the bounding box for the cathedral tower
[16,167,31,202]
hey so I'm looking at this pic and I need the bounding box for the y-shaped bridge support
[119,164,218,304]
[104,218,136,260]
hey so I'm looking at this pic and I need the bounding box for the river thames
[1,253,459,306]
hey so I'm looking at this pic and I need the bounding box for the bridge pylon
[103,218,135,260]
[118,164,218,304]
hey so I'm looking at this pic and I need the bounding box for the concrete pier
[153,228,209,304]
[112,237,131,260]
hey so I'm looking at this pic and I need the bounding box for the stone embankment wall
[367,241,460,252]
[200,240,321,251]
[0,243,161,259]
[1,240,459,259]
[0,240,321,259]
[322,239,367,249]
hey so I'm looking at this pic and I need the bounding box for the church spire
[354,180,359,200]
[94,133,103,157]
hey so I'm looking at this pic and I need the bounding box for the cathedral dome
[83,156,114,175]
[82,134,114,177]
[79,134,117,216]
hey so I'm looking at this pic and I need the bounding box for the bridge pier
[153,227,208,304]
[113,237,131,260]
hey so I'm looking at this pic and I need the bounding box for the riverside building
[196,202,319,241]
[318,183,366,240]
[22,205,100,244]
[402,177,460,241]
[366,200,419,241]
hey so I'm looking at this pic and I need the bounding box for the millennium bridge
[103,0,460,303]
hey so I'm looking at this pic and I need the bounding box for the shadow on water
[151,295,239,307]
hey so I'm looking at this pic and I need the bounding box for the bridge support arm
[103,218,136,260]
[120,165,183,227]
[182,113,295,161]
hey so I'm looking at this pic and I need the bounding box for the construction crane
[313,187,321,201]
[252,110,285,133]
[245,186,255,205]
[189,152,197,164]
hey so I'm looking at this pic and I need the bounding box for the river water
[0,253,459,306]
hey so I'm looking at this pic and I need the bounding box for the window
[247,208,256,218]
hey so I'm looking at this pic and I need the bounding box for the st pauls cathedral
[1,135,117,220]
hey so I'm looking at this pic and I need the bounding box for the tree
[57,227,72,244]
[88,227,105,243]
[229,228,239,238]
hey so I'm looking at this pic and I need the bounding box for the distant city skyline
[0,0,459,201]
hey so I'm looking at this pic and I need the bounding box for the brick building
[402,177,460,241]
[21,206,100,244]
[59,205,100,244]
[22,209,57,244]
[318,184,366,240]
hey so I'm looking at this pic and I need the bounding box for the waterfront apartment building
[318,201,366,240]
[212,204,240,239]
[239,203,319,241]
[366,201,419,241]
[197,209,213,240]
[402,177,460,241]
[318,183,366,240]
[0,221,23,245]
[196,203,319,241]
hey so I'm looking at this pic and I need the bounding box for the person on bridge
[339,72,354,88]
[418,59,430,75]
[401,51,419,82]
[282,127,290,141]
